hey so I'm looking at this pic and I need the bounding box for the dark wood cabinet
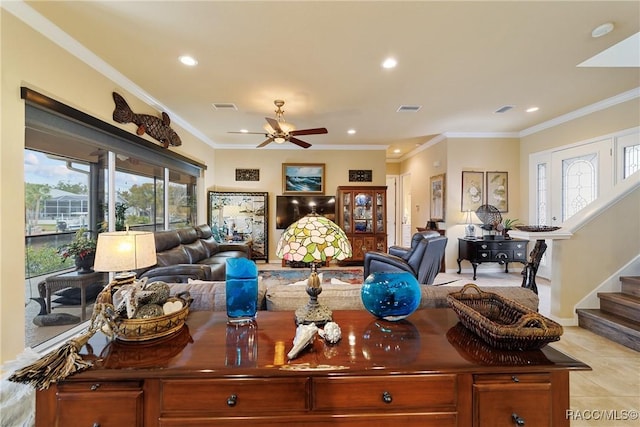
[36,310,588,427]
[336,186,387,264]
[457,238,528,280]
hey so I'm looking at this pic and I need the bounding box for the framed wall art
[461,171,484,212]
[429,173,445,221]
[486,171,508,212]
[349,169,373,182]
[282,163,325,194]
[235,168,260,181]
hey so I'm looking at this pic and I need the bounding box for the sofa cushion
[200,236,220,257]
[265,282,539,312]
[177,227,198,244]
[195,224,213,239]
[154,230,181,252]
[266,283,365,311]
[156,246,190,266]
[167,279,267,312]
[183,240,208,263]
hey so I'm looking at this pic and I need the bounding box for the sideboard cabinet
[207,191,268,261]
[36,310,589,427]
[457,238,528,280]
[336,186,387,264]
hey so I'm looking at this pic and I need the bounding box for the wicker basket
[99,287,191,342]
[446,323,553,365]
[446,284,562,350]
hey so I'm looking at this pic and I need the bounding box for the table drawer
[312,374,457,411]
[56,381,143,427]
[160,378,309,414]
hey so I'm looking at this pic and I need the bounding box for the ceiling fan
[229,100,328,148]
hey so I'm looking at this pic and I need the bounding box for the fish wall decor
[112,92,182,148]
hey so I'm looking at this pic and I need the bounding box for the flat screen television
[276,195,337,229]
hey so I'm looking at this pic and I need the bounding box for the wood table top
[77,309,589,380]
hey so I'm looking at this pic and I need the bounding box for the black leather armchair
[363,231,448,285]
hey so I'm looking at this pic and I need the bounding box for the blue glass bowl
[360,272,422,321]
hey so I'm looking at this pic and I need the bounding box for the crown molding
[3,0,216,148]
[519,87,640,137]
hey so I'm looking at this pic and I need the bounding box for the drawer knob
[511,375,520,383]
[92,423,100,427]
[90,383,101,391]
[512,413,526,426]
[381,391,393,404]
[227,394,238,407]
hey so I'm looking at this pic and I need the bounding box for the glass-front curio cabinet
[208,191,268,261]
[336,186,387,264]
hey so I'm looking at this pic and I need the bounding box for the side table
[44,271,107,321]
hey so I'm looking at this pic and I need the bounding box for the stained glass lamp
[275,213,352,325]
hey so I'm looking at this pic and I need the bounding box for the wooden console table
[36,309,588,427]
[457,238,529,280]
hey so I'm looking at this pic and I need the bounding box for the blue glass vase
[225,258,258,323]
[361,272,422,321]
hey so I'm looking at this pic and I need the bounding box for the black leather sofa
[138,224,251,283]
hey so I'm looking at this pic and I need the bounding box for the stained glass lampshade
[275,213,352,325]
[275,213,352,264]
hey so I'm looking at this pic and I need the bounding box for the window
[22,88,204,348]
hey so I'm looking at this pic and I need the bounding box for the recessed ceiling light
[347,129,356,135]
[526,107,539,113]
[382,57,397,69]
[393,148,401,154]
[179,55,198,66]
[591,22,614,38]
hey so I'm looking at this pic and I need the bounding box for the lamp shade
[275,213,352,263]
[93,231,157,272]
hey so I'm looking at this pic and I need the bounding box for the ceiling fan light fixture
[264,123,275,133]
[279,122,295,133]
[274,137,286,144]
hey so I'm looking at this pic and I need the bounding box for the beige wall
[397,137,520,273]
[213,149,387,261]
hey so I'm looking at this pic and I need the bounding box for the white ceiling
[9,1,640,160]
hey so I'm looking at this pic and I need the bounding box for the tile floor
[22,265,639,426]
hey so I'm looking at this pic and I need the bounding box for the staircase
[577,276,640,351]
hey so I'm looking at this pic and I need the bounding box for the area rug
[259,268,364,287]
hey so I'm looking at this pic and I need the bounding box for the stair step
[598,292,640,322]
[621,276,640,297]
[577,308,640,352]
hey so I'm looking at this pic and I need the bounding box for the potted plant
[59,228,97,274]
[496,218,521,238]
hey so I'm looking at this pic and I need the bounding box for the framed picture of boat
[282,163,325,195]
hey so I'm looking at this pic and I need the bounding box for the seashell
[287,323,318,360]
[319,322,342,344]
[163,300,183,315]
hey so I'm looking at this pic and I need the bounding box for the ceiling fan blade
[289,136,312,149]
[257,137,274,148]
[228,131,267,135]
[265,117,282,133]
[290,127,328,136]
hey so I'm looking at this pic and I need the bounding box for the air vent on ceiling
[212,103,238,111]
[397,105,422,113]
[495,105,514,113]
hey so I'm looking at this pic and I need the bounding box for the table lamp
[275,212,352,325]
[93,230,157,286]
